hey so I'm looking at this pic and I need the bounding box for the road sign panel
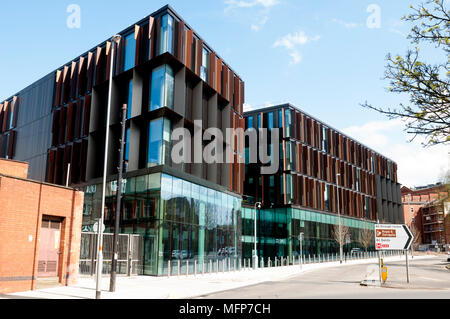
[375,224,413,250]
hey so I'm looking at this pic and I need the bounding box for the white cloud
[251,16,269,31]
[332,18,361,29]
[289,51,302,64]
[225,0,279,10]
[273,31,320,49]
[243,103,254,111]
[342,119,450,188]
[225,0,278,32]
[273,31,320,64]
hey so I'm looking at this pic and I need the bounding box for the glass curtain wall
[241,206,375,262]
[150,64,174,111]
[159,14,174,55]
[123,33,136,72]
[81,173,242,276]
[147,117,171,167]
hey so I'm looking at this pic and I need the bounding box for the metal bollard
[202,260,205,275]
[194,260,197,276]
[233,258,236,271]
[239,259,242,271]
[209,260,212,274]
[228,258,230,272]
[216,259,219,273]
[223,259,225,273]
[186,260,189,276]
[178,260,181,276]
[243,258,246,269]
[275,257,278,267]
[168,260,171,277]
[268,257,271,268]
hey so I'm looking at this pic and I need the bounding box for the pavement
[1,253,440,300]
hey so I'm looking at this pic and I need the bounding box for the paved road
[197,256,450,299]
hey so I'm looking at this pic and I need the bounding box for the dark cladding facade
[242,104,403,260]
[0,5,246,276]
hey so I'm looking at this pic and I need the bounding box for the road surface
[197,256,450,299]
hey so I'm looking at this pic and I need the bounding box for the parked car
[350,248,362,255]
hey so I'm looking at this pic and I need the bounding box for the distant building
[0,159,83,293]
[401,183,449,248]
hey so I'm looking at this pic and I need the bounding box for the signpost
[298,233,304,269]
[375,224,413,284]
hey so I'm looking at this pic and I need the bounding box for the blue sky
[0,0,448,186]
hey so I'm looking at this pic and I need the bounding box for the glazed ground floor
[241,206,376,262]
[81,171,243,276]
[80,171,377,276]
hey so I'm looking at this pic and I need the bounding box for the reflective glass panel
[124,33,136,72]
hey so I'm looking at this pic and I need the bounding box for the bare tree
[411,222,422,250]
[332,224,349,249]
[358,228,374,252]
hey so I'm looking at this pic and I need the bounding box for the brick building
[401,183,450,248]
[0,159,84,293]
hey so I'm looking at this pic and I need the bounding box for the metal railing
[79,232,144,276]
[161,250,405,277]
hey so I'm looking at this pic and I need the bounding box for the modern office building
[0,5,246,276]
[242,104,403,260]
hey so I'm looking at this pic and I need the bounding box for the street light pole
[95,34,121,300]
[336,173,343,264]
[254,202,261,269]
[109,103,127,292]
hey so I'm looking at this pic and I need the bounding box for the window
[257,114,261,129]
[278,109,283,128]
[123,33,136,72]
[200,48,209,82]
[159,14,174,55]
[286,174,293,204]
[147,118,171,167]
[364,197,369,219]
[150,64,174,111]
[284,109,291,138]
[356,169,360,192]
[247,116,253,130]
[322,126,327,152]
[127,80,133,119]
[286,141,292,170]
[324,184,330,211]
[280,175,284,195]
[268,112,274,129]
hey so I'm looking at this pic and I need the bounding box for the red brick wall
[0,174,84,294]
[0,159,28,179]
